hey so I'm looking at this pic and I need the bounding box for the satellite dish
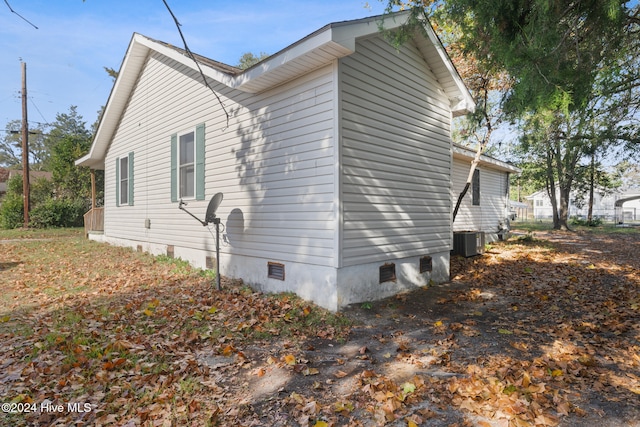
[177,192,225,291]
[205,192,224,224]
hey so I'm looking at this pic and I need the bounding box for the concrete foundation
[87,234,450,311]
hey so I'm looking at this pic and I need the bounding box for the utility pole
[21,61,30,228]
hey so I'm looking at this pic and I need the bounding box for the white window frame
[178,129,196,200]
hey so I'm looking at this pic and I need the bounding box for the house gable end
[78,12,474,170]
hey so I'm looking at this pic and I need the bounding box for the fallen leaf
[284,354,297,365]
[303,367,319,376]
[334,370,348,378]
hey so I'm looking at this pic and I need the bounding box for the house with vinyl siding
[77,11,516,311]
[452,145,519,240]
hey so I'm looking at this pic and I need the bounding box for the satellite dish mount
[178,192,224,290]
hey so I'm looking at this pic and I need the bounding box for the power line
[27,97,49,125]
[3,0,38,29]
[161,0,229,130]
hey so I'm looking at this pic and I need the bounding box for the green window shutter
[195,123,205,201]
[170,134,177,202]
[115,157,120,207]
[128,152,134,206]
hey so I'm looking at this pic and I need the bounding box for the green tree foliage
[442,0,631,114]
[510,161,547,202]
[104,66,119,82]
[46,106,92,199]
[236,52,270,70]
[0,174,54,229]
[0,106,97,228]
[0,192,23,229]
[0,120,50,170]
[614,161,640,191]
[30,198,86,228]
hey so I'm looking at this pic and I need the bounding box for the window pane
[472,169,480,206]
[179,132,194,165]
[120,178,128,204]
[120,157,128,205]
[120,157,128,176]
[180,165,194,198]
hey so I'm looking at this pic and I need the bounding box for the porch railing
[83,207,104,236]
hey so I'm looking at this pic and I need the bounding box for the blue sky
[1,0,387,130]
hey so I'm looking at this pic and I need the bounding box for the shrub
[30,198,87,228]
[6,174,23,195]
[570,216,603,227]
[0,193,25,229]
[31,177,55,205]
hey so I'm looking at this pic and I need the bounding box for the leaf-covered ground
[0,228,638,426]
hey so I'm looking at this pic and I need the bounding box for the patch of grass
[177,376,202,395]
[511,220,555,232]
[512,220,640,235]
[0,227,84,240]
[55,311,84,328]
[155,255,193,274]
[516,232,536,242]
[155,254,217,280]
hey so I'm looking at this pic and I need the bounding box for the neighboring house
[614,192,640,223]
[527,189,640,222]
[0,168,10,198]
[527,190,559,219]
[509,200,531,221]
[0,168,53,199]
[77,12,517,311]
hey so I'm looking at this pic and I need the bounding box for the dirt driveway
[219,230,640,426]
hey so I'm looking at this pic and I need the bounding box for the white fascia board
[233,27,339,91]
[247,29,335,78]
[235,13,409,93]
[421,22,475,115]
[136,35,237,88]
[76,34,151,169]
[452,145,520,173]
[330,13,408,50]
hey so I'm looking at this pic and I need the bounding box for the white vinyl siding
[339,36,453,267]
[452,160,509,233]
[103,52,335,267]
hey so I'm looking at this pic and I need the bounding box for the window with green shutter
[171,123,205,201]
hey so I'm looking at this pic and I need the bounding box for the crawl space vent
[379,263,396,283]
[420,256,433,273]
[268,262,285,281]
[206,256,215,270]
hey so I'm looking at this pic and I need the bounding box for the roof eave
[452,145,520,173]
[79,11,477,167]
[233,13,410,93]
[76,33,153,169]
